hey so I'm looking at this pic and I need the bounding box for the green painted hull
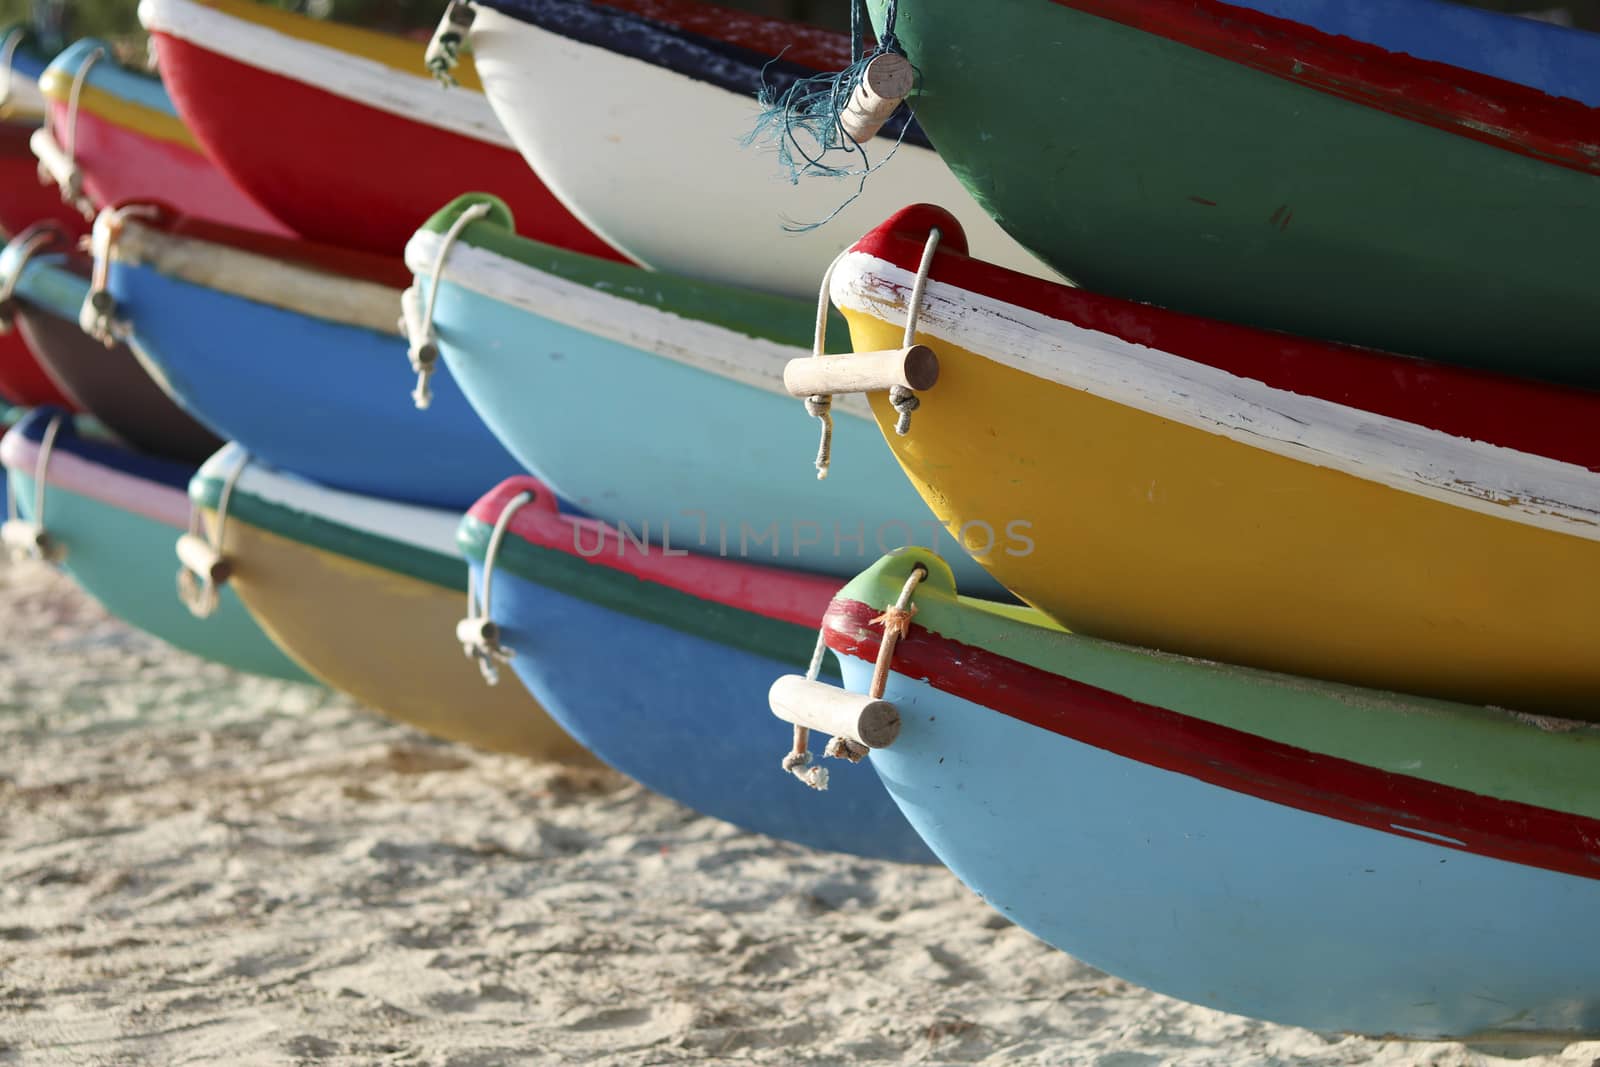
[871,0,1600,385]
[9,472,316,683]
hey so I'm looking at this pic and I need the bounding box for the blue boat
[0,406,314,682]
[459,475,934,863]
[812,548,1600,1041]
[94,208,523,508]
[1224,0,1600,105]
[410,194,1003,596]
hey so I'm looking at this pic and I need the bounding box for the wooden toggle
[2,518,57,562]
[783,344,938,399]
[78,287,117,343]
[29,127,86,216]
[425,0,476,86]
[456,616,502,652]
[768,675,901,750]
[175,532,231,588]
[839,53,915,145]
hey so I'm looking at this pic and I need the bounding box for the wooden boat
[94,206,524,508]
[0,119,91,241]
[828,206,1600,717]
[866,0,1600,385]
[461,0,1050,298]
[35,38,290,233]
[804,548,1600,1041]
[0,406,313,682]
[461,474,934,863]
[138,0,621,259]
[0,226,220,461]
[189,444,586,760]
[408,194,1002,594]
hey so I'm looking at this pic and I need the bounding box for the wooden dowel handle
[175,532,231,586]
[769,675,901,750]
[29,127,76,192]
[2,518,48,555]
[456,616,501,649]
[839,53,915,144]
[783,345,938,398]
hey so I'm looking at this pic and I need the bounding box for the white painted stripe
[138,0,514,148]
[405,228,873,420]
[1,431,189,528]
[832,251,1600,540]
[198,443,459,557]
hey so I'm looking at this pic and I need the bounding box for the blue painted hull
[847,658,1600,1040]
[1225,0,1600,105]
[473,558,935,863]
[111,263,524,509]
[435,277,1005,597]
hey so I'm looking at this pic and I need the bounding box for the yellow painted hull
[842,309,1600,717]
[39,70,196,147]
[207,512,590,761]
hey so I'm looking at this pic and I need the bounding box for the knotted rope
[400,201,490,410]
[177,450,249,619]
[80,202,158,344]
[0,222,66,332]
[803,227,941,479]
[783,564,925,790]
[459,490,532,684]
[4,412,66,564]
[425,0,476,87]
[745,0,914,231]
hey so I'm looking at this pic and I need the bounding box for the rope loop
[0,28,23,113]
[80,203,158,345]
[0,222,67,332]
[402,201,490,409]
[3,413,67,564]
[783,563,925,789]
[176,450,249,619]
[459,490,533,685]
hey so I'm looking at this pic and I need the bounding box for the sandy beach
[2,558,1597,1066]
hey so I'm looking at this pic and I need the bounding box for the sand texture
[2,561,1598,1066]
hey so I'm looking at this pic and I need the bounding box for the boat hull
[869,0,1600,385]
[0,411,313,681]
[0,119,91,239]
[411,199,1004,594]
[111,256,523,509]
[142,0,619,258]
[840,301,1600,716]
[469,3,1049,297]
[461,479,935,863]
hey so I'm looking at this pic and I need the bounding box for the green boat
[1,407,315,683]
[866,0,1600,385]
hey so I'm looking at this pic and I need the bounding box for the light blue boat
[460,475,935,863]
[1223,0,1600,105]
[0,406,313,682]
[410,194,1003,596]
[815,549,1600,1042]
[98,209,523,509]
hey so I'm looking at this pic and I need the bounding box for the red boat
[141,0,624,258]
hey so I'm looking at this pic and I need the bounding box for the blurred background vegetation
[0,0,1593,62]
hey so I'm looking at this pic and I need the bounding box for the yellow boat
[824,207,1600,717]
[189,445,590,761]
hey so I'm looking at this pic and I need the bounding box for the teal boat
[866,0,1600,385]
[0,407,314,682]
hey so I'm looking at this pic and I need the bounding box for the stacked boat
[0,0,1594,1046]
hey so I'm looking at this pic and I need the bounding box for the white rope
[403,201,491,410]
[0,28,23,112]
[64,47,103,170]
[459,489,533,685]
[5,413,66,563]
[890,228,941,435]
[425,0,476,87]
[781,626,835,790]
[0,223,64,330]
[177,449,249,618]
[81,203,158,344]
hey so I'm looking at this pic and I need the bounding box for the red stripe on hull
[825,597,1600,883]
[149,33,626,260]
[1049,0,1600,175]
[45,103,293,236]
[0,125,92,241]
[859,205,1600,471]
